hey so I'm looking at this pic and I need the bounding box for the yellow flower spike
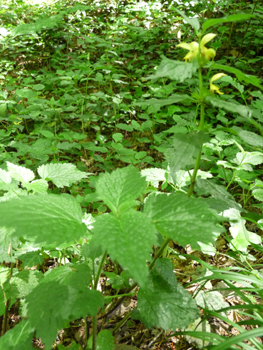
[210,73,227,94]
[177,41,199,62]
[177,33,217,62]
[200,33,217,47]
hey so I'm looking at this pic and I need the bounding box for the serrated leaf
[141,168,167,188]
[210,63,262,90]
[196,179,242,211]
[195,290,228,314]
[12,269,43,298]
[38,163,88,188]
[16,251,43,267]
[165,132,210,183]
[22,179,48,193]
[0,319,34,350]
[233,151,263,169]
[176,9,200,32]
[7,162,35,183]
[237,130,263,148]
[92,211,157,287]
[147,56,198,82]
[206,96,256,118]
[96,165,146,215]
[203,14,256,33]
[26,265,103,350]
[0,168,12,184]
[137,259,199,330]
[0,194,87,246]
[144,193,222,250]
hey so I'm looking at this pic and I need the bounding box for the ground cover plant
[0,0,263,349]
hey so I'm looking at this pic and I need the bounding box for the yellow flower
[210,73,227,94]
[177,33,216,62]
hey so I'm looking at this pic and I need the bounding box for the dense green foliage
[0,0,263,349]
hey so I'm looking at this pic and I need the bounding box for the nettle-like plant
[0,11,262,350]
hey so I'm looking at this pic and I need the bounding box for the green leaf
[137,259,199,330]
[0,103,7,117]
[38,163,88,188]
[92,211,157,287]
[0,227,19,263]
[134,94,195,107]
[252,188,263,201]
[195,179,242,211]
[0,319,34,350]
[26,265,103,350]
[12,269,43,298]
[16,251,44,267]
[116,123,133,132]
[205,96,257,118]
[112,133,123,142]
[114,346,140,350]
[203,14,255,33]
[141,168,167,188]
[0,194,87,246]
[95,165,146,215]
[32,84,45,91]
[0,168,12,184]
[175,9,200,33]
[147,56,198,83]
[144,193,222,250]
[7,162,35,183]
[210,63,263,90]
[97,330,115,350]
[165,132,210,183]
[224,208,261,252]
[236,130,263,148]
[22,179,48,193]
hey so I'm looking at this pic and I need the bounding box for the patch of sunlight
[23,0,57,6]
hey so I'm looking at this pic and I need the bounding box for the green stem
[187,67,205,198]
[148,237,171,270]
[92,314,97,350]
[92,251,107,350]
[94,251,107,290]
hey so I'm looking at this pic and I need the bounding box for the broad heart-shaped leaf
[7,161,35,183]
[147,56,198,83]
[175,9,200,33]
[38,163,89,188]
[165,132,210,183]
[95,165,146,215]
[92,211,158,287]
[137,259,199,330]
[0,193,87,247]
[0,319,35,350]
[210,63,263,91]
[26,264,103,350]
[144,192,222,250]
[203,14,256,33]
[205,96,257,119]
[134,94,196,108]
